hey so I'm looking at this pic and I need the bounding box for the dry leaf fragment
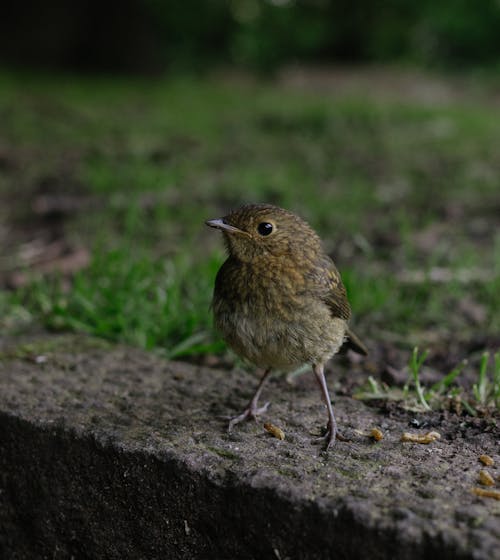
[370,428,384,441]
[479,454,494,467]
[401,431,441,444]
[478,470,495,487]
[471,487,500,500]
[263,422,285,441]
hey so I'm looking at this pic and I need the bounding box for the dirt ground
[0,334,499,559]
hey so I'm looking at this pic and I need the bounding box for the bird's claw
[227,401,270,432]
[313,423,350,450]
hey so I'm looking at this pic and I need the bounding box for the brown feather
[307,255,351,321]
[344,327,368,356]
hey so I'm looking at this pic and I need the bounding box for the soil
[0,334,498,559]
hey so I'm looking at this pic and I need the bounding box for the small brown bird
[206,203,367,449]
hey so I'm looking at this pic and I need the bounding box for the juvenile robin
[206,203,367,449]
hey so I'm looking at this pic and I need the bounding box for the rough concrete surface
[0,335,498,560]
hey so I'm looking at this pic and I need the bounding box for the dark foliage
[1,0,500,73]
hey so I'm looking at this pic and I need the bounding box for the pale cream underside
[215,303,347,371]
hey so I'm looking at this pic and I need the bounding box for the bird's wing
[309,255,368,356]
[309,255,351,321]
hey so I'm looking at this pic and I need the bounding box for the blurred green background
[3,0,500,73]
[0,1,499,376]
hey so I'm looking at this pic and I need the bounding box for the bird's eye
[257,222,273,236]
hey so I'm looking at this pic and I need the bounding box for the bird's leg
[312,363,349,450]
[228,368,272,432]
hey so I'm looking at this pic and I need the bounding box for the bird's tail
[344,327,368,356]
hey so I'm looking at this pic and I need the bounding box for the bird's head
[206,203,321,263]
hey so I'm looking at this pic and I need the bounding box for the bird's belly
[216,304,347,370]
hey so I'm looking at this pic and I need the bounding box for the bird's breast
[215,258,307,317]
[212,259,346,369]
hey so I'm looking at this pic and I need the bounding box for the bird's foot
[227,401,270,432]
[314,422,350,450]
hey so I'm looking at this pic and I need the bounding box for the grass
[0,69,499,369]
[407,347,431,411]
[473,352,500,410]
[356,348,500,415]
[9,249,224,358]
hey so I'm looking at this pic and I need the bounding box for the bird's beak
[205,218,244,234]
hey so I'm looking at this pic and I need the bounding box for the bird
[206,203,367,449]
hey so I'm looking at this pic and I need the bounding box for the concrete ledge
[0,335,498,559]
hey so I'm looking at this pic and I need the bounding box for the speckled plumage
[206,203,366,449]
